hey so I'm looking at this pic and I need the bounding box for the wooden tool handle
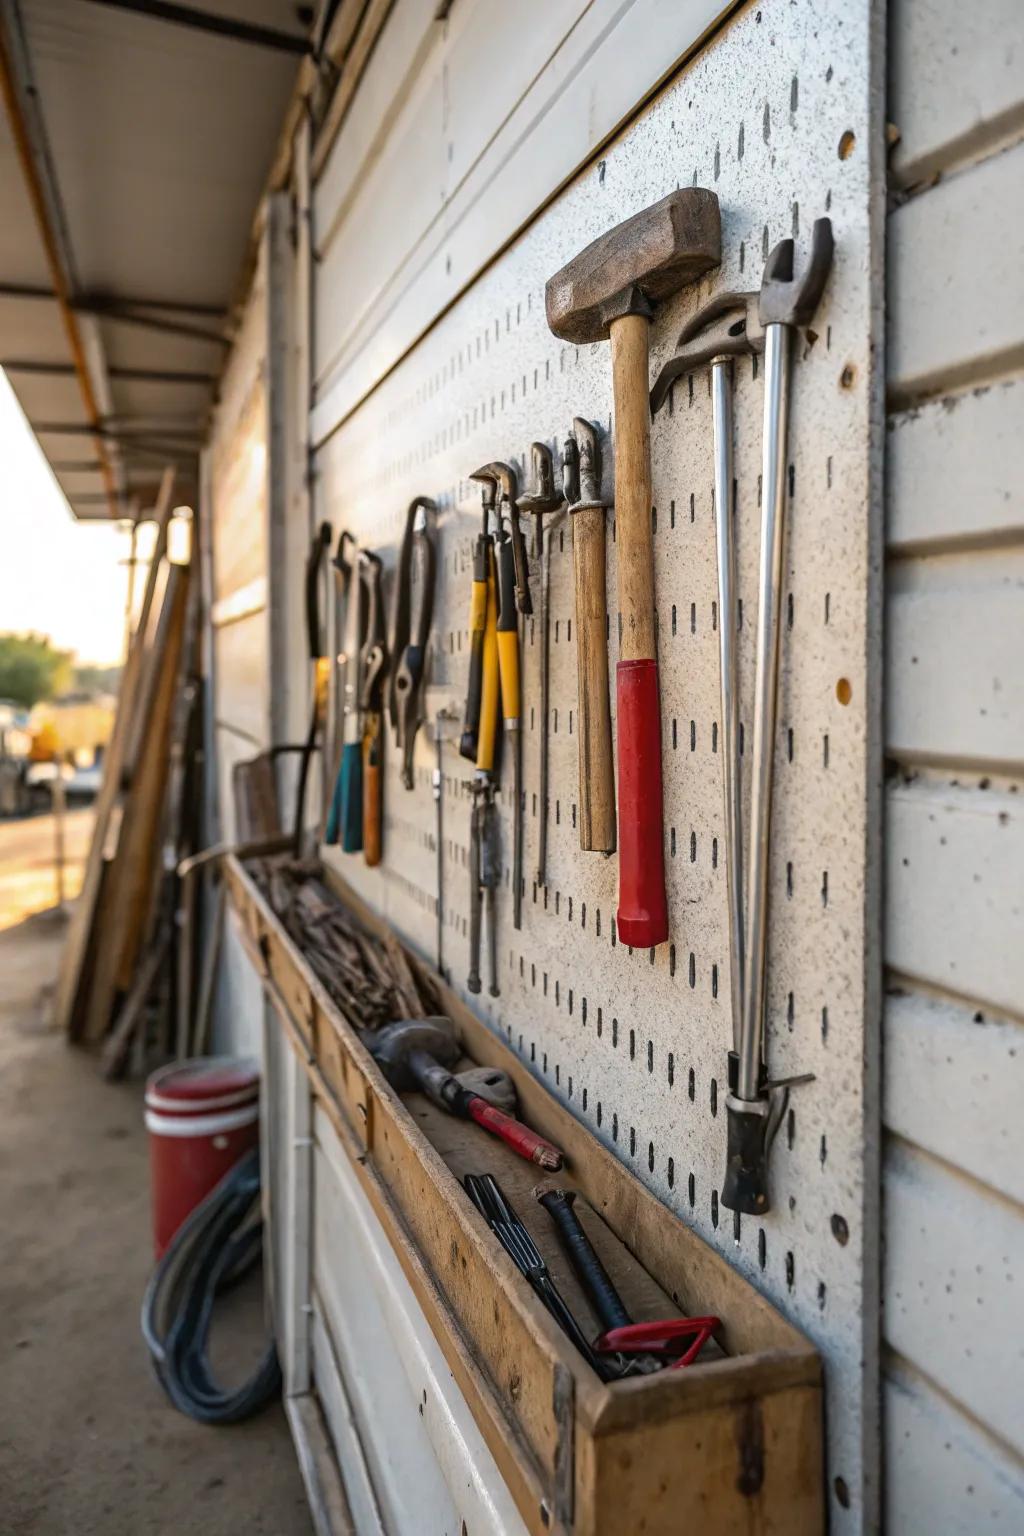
[609,310,668,945]
[572,506,615,852]
[466,1097,564,1170]
[609,312,657,660]
[362,718,383,867]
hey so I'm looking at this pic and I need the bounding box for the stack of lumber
[53,469,203,1073]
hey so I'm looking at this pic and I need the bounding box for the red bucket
[145,1056,260,1257]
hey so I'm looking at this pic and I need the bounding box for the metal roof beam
[0,0,120,515]
[77,0,313,55]
[0,280,227,318]
[3,359,216,385]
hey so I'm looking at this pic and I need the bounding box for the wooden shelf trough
[225,853,824,1536]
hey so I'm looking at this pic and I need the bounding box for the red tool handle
[615,658,668,947]
[466,1097,564,1170]
[595,1316,720,1369]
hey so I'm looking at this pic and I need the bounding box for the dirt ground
[0,805,91,930]
[0,815,312,1535]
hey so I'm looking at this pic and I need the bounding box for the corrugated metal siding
[884,2,1024,1526]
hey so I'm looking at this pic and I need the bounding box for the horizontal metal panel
[211,575,268,629]
[883,988,1024,1203]
[211,905,265,1056]
[214,608,270,749]
[886,547,1024,770]
[312,0,731,441]
[886,777,1024,1017]
[887,378,1024,554]
[885,1359,1024,1534]
[312,1109,529,1536]
[888,140,1024,404]
[884,1137,1022,1453]
[310,1313,387,1536]
[888,0,1024,187]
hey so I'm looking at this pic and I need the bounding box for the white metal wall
[206,239,272,1058]
[883,2,1024,1529]
[312,1,883,1527]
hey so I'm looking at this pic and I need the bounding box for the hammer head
[546,189,721,344]
[369,1017,459,1090]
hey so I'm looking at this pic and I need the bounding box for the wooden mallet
[546,189,720,946]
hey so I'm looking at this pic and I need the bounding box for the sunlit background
[0,368,191,667]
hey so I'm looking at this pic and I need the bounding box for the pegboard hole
[831,1213,850,1246]
[839,363,856,390]
[836,677,852,706]
[834,1477,851,1510]
[838,129,856,160]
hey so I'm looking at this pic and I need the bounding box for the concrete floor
[0,820,312,1535]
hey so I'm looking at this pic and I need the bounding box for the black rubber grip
[460,627,485,762]
[496,531,518,634]
[538,1189,631,1331]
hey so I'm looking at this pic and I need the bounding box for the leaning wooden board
[225,853,824,1535]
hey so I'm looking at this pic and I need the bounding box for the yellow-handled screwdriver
[468,542,501,996]
[494,516,523,930]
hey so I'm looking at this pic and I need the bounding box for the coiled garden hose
[141,1148,281,1424]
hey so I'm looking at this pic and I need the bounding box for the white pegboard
[315,4,881,1527]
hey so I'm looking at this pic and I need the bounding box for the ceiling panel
[3,366,84,423]
[0,292,68,362]
[23,0,302,306]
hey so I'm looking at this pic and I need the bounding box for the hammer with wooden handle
[546,189,720,947]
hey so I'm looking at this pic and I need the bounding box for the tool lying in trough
[369,1018,564,1170]
[535,1183,720,1370]
[463,1174,611,1378]
[390,496,437,790]
[247,856,443,1028]
[547,188,721,948]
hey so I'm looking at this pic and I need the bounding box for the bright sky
[0,368,133,665]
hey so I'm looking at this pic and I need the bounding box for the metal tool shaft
[467,792,483,994]
[739,322,791,1103]
[711,360,744,1059]
[433,713,444,976]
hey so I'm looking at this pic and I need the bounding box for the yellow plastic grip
[496,629,520,725]
[476,556,500,775]
[469,576,488,634]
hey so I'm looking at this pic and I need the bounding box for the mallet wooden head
[545,188,721,343]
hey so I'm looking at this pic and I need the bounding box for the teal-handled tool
[326,532,366,850]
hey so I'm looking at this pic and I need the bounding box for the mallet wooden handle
[609,311,668,946]
[362,714,383,867]
[572,505,615,852]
